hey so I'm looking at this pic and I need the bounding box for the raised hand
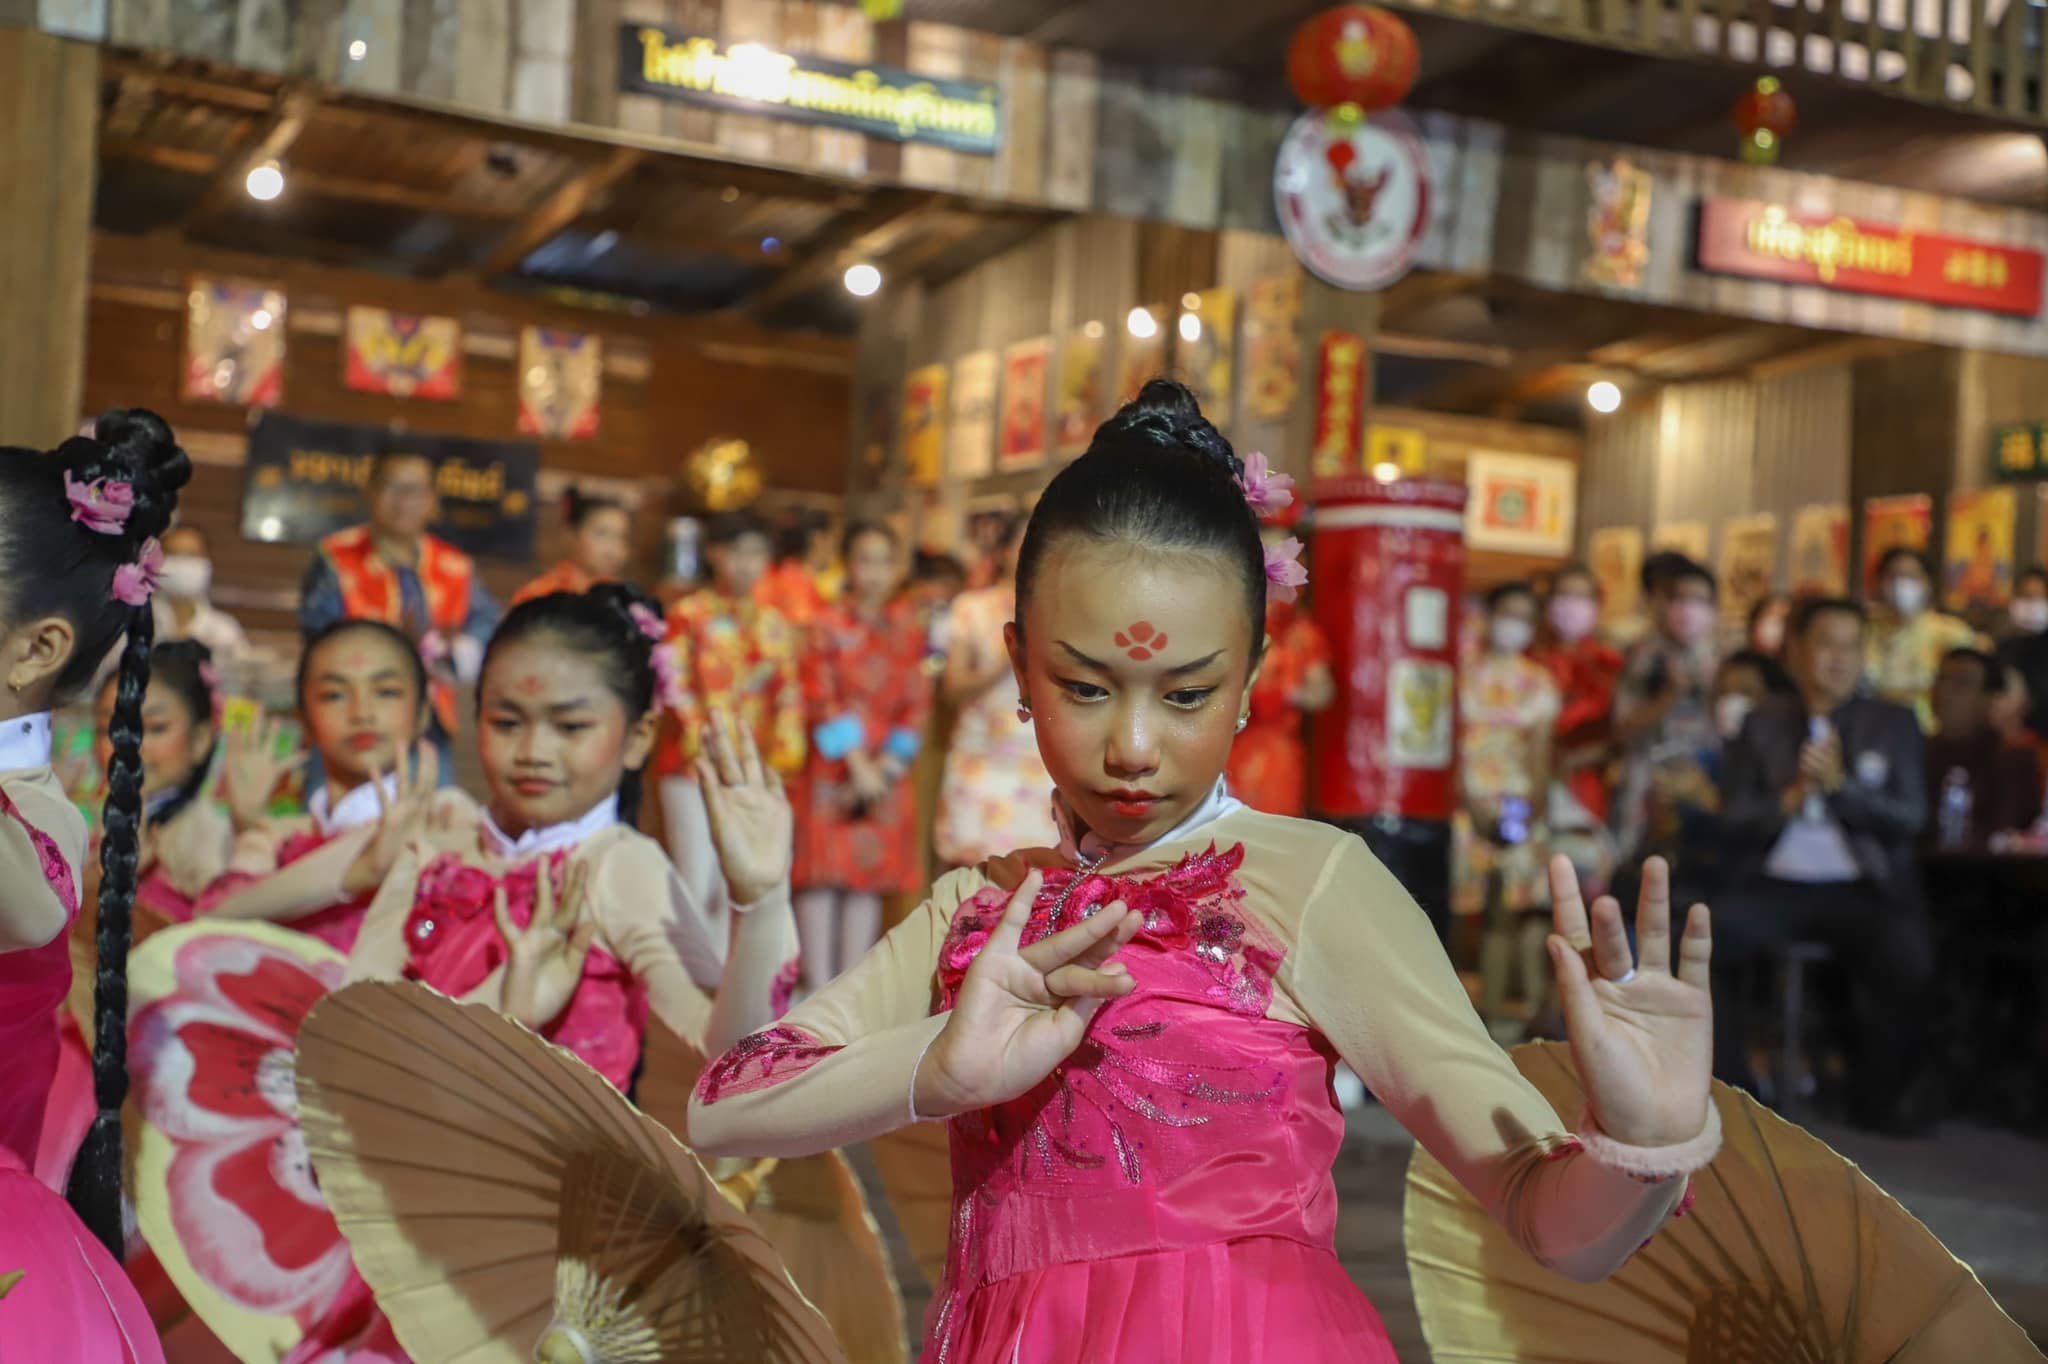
[493,858,597,1029]
[914,869,1144,1118]
[340,741,439,896]
[221,713,307,833]
[1546,855,1713,1147]
[694,708,794,907]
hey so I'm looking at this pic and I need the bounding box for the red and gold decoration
[1243,274,1303,422]
[344,306,461,400]
[1731,75,1797,164]
[902,363,948,487]
[997,336,1052,472]
[1311,329,1368,479]
[183,278,286,408]
[685,436,762,511]
[1286,5,1419,124]
[1584,156,1653,292]
[516,326,602,440]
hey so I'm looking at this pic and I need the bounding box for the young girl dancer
[689,382,1718,1363]
[0,409,190,1361]
[198,618,457,953]
[513,484,633,606]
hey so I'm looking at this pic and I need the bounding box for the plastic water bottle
[1938,767,1974,850]
[1803,717,1830,822]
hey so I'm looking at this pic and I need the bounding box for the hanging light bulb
[245,161,285,202]
[1126,307,1158,340]
[1587,380,1623,414]
[1179,312,1203,344]
[843,263,882,297]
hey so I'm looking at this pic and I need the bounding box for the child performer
[0,409,190,1361]
[513,484,633,606]
[197,619,461,953]
[689,382,1719,1364]
[793,521,934,993]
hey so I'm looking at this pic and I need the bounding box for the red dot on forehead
[514,674,546,696]
[343,650,370,669]
[1111,620,1167,662]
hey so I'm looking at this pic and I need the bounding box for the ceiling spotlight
[1082,320,1105,340]
[843,262,882,297]
[249,308,275,332]
[1372,460,1403,484]
[347,38,368,61]
[1587,380,1623,414]
[1181,291,1203,311]
[1126,307,1158,340]
[245,161,285,202]
[1178,312,1203,344]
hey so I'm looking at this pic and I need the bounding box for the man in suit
[1717,596,1935,1133]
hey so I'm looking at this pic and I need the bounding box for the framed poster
[997,337,1051,472]
[947,349,998,480]
[1651,521,1710,564]
[1587,527,1644,628]
[1054,325,1108,458]
[1117,307,1167,405]
[1718,513,1778,624]
[1789,504,1850,596]
[1175,287,1236,423]
[1311,330,1367,479]
[902,364,948,488]
[1861,494,1932,593]
[1241,274,1301,423]
[343,306,460,400]
[1945,486,2016,611]
[184,279,286,407]
[858,380,896,475]
[1465,452,1576,557]
[516,327,601,440]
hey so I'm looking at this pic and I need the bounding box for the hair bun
[1099,379,1242,479]
[79,408,192,541]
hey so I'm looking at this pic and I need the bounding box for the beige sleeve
[0,773,87,953]
[685,866,987,1159]
[590,839,716,1050]
[156,803,234,900]
[1285,836,1686,1282]
[342,840,427,983]
[203,825,374,924]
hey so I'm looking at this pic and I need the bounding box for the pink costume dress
[0,718,166,1364]
[135,797,233,925]
[689,784,1709,1363]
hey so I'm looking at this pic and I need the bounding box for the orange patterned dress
[655,589,806,779]
[1227,603,1331,817]
[792,600,935,894]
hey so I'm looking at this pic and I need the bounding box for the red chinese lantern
[1732,76,1797,164]
[1287,5,1419,122]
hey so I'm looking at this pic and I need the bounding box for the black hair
[141,639,219,828]
[705,509,770,550]
[563,484,626,531]
[1549,562,1597,596]
[1719,648,1796,697]
[2019,566,2048,592]
[841,518,897,562]
[1746,592,1790,631]
[774,507,829,562]
[482,583,664,826]
[1876,545,1932,582]
[1941,645,2008,694]
[912,549,966,586]
[1640,550,1697,596]
[1485,580,1537,614]
[1015,379,1266,658]
[1670,559,1717,598]
[295,618,430,713]
[0,410,190,1253]
[1789,594,1868,640]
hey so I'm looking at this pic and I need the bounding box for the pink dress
[0,770,166,1364]
[197,827,378,954]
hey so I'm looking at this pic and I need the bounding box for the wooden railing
[1387,0,2048,123]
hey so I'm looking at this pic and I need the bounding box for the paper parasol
[1404,1040,2044,1363]
[867,1120,952,1290]
[294,979,845,1364]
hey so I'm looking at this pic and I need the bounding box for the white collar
[308,773,399,836]
[1052,777,1243,869]
[0,712,53,771]
[481,794,619,858]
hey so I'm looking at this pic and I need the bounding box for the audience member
[1534,563,1624,830]
[1746,592,1791,657]
[1995,566,2048,745]
[1868,547,1978,730]
[1609,553,1720,897]
[1664,648,1796,906]
[1926,647,2043,848]
[153,524,251,679]
[1717,596,1935,1134]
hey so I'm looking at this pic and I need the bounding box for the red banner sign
[1697,199,2043,318]
[1312,330,1367,479]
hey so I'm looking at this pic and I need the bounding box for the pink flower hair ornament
[65,469,136,536]
[1234,450,1295,519]
[1264,536,1309,605]
[629,604,686,710]
[198,660,223,725]
[111,538,164,608]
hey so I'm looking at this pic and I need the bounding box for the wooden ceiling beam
[467,146,648,281]
[732,190,949,319]
[100,138,527,219]
[182,85,320,231]
[103,57,280,113]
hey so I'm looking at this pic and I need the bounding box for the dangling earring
[1017,701,1034,723]
[1234,714,1248,733]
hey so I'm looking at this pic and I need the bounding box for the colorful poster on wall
[1789,504,1851,595]
[1588,527,1644,628]
[1117,307,1167,405]
[1718,513,1778,624]
[947,349,999,480]
[1945,486,2016,611]
[997,337,1051,472]
[343,306,461,400]
[516,327,601,440]
[1054,325,1107,458]
[859,381,896,474]
[1861,494,1932,593]
[1651,521,1711,564]
[903,364,948,487]
[1584,156,1652,291]
[1365,424,1427,479]
[184,279,286,407]
[1464,453,1576,556]
[1241,274,1301,423]
[1312,330,1368,479]
[1175,288,1236,423]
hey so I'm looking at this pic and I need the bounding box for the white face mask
[1888,578,1929,617]
[2012,598,2048,635]
[157,554,212,602]
[1488,617,1535,655]
[1715,693,1755,741]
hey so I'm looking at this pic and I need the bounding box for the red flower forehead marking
[514,673,546,696]
[1111,620,1168,662]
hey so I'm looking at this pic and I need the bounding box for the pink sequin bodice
[403,851,647,1091]
[192,829,374,954]
[0,785,81,1167]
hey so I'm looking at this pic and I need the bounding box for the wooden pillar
[0,27,95,449]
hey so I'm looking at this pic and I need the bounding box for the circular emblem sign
[1273,108,1430,292]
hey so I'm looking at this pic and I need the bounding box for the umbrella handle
[715,1157,781,1210]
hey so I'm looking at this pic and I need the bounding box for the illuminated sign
[618,26,1000,155]
[1696,199,2043,318]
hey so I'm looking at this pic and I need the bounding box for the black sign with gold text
[617,25,1000,154]
[240,414,538,560]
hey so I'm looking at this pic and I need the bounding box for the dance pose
[0,410,190,1361]
[689,383,1719,1363]
[513,484,633,606]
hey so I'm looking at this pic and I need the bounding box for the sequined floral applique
[693,1024,842,1105]
[0,785,77,917]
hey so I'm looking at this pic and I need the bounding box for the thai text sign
[1696,199,2042,318]
[619,27,1000,154]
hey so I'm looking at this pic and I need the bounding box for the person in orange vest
[297,450,500,783]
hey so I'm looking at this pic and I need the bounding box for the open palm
[1547,855,1714,1148]
[695,709,793,908]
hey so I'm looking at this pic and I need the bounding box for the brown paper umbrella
[294,980,845,1364]
[867,1120,953,1290]
[1404,1040,2044,1364]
